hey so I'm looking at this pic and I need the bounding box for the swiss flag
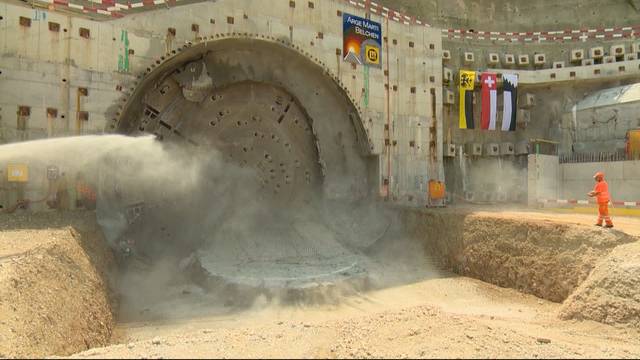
[480,72,498,130]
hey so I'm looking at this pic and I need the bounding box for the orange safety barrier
[428,180,445,200]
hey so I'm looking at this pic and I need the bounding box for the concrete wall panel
[623,160,640,178]
[561,161,640,201]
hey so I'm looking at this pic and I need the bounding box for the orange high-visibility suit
[590,172,613,227]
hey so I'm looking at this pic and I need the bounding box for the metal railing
[559,151,638,164]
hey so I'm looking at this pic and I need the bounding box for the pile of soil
[0,212,116,358]
[405,210,637,302]
[559,241,640,327]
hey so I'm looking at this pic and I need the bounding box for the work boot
[595,223,603,227]
[605,224,614,228]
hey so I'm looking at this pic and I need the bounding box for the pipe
[384,16,391,200]
[75,89,82,135]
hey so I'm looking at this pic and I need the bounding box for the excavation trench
[404,209,638,303]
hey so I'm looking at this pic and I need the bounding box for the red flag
[480,72,498,130]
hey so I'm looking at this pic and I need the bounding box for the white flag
[501,74,518,131]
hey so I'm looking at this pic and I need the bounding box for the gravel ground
[560,241,640,327]
[72,281,640,359]
[0,211,116,358]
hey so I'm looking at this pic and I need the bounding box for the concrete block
[553,61,565,69]
[590,46,604,59]
[581,59,593,66]
[516,141,530,155]
[603,55,615,63]
[443,67,453,85]
[444,143,456,157]
[533,53,546,66]
[518,54,530,66]
[571,49,584,63]
[466,143,482,156]
[500,143,515,155]
[464,52,475,64]
[442,50,451,60]
[485,143,500,156]
[626,53,637,61]
[464,191,476,202]
[611,44,626,58]
[488,53,500,65]
[632,42,640,55]
[443,89,454,104]
[522,93,535,108]
[517,109,530,126]
[504,54,515,65]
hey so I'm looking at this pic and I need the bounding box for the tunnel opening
[99,37,389,309]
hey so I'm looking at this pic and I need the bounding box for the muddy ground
[1,208,639,358]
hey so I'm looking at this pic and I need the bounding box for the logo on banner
[365,45,380,64]
[343,13,382,68]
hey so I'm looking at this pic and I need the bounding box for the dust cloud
[0,135,440,320]
[465,156,528,203]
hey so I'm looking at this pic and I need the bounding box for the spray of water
[0,134,439,319]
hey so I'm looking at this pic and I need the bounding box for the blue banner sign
[343,13,382,68]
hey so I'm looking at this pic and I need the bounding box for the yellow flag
[459,70,476,129]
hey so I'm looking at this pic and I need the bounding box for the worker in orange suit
[588,172,613,228]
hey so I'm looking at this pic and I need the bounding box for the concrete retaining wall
[527,154,640,202]
[561,160,640,201]
[527,154,560,205]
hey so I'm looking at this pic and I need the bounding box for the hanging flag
[501,73,519,131]
[480,72,498,130]
[458,70,476,129]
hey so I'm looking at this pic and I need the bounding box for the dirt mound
[559,241,640,327]
[405,209,637,302]
[0,212,116,358]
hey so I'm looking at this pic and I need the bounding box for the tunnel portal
[100,38,390,289]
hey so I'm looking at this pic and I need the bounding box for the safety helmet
[594,171,605,179]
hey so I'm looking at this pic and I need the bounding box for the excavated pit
[404,209,639,303]
[3,208,640,357]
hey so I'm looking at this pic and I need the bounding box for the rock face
[559,241,640,328]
